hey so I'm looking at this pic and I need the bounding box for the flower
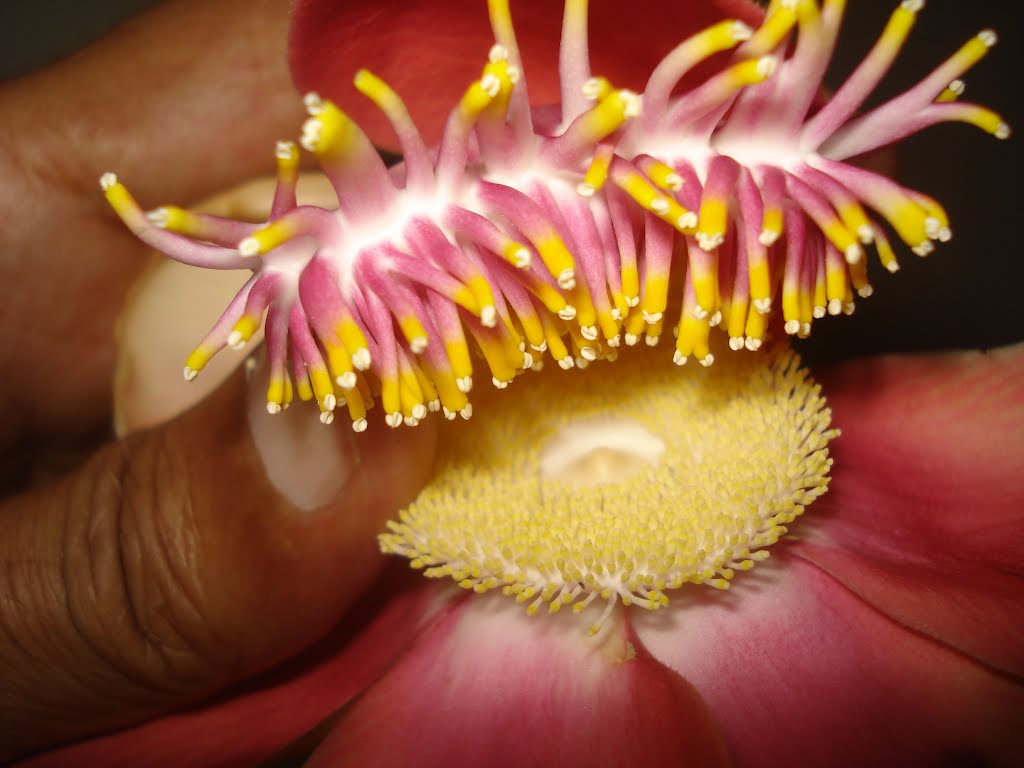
[25,0,1023,766]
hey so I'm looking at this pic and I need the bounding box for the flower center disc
[381,343,838,632]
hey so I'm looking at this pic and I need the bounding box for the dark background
[1,0,1021,364]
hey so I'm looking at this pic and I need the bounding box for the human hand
[0,0,435,759]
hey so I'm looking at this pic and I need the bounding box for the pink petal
[634,553,1024,768]
[18,570,440,768]
[307,594,733,768]
[796,343,1024,679]
[288,0,764,147]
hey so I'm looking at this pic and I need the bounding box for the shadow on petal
[799,344,1024,679]
[307,593,733,768]
[633,553,1024,768]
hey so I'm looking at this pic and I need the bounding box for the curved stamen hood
[102,0,1007,431]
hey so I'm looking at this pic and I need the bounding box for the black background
[1,0,1020,365]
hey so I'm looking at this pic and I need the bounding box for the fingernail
[246,352,358,510]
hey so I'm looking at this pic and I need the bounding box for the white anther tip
[754,298,772,314]
[759,229,780,246]
[692,306,708,321]
[650,198,670,214]
[266,402,282,415]
[577,182,596,197]
[146,208,169,228]
[337,371,357,389]
[488,43,509,63]
[644,334,660,347]
[709,311,723,327]
[574,357,590,369]
[522,352,534,369]
[828,298,843,315]
[319,411,335,425]
[784,319,801,335]
[664,173,684,191]
[492,377,509,389]
[979,29,997,47]
[460,404,473,420]
[352,348,372,371]
[995,122,1011,140]
[813,306,826,319]
[410,336,428,354]
[558,357,575,370]
[183,366,198,382]
[624,333,639,346]
[323,394,337,411]
[581,325,598,341]
[442,406,456,420]
[480,73,501,98]
[506,66,521,84]
[844,244,863,265]
[457,376,473,393]
[385,412,402,428]
[513,248,531,268]
[901,0,924,13]
[857,285,874,299]
[303,91,323,113]
[673,350,688,366]
[677,212,698,230]
[642,311,663,324]
[352,418,368,432]
[857,225,874,244]
[480,306,497,328]
[757,56,778,78]
[99,172,118,190]
[428,399,441,413]
[729,336,746,351]
[745,337,762,351]
[581,77,605,100]
[558,305,577,321]
[557,269,576,290]
[699,354,715,367]
[275,140,297,159]
[238,237,260,257]
[580,346,598,361]
[842,302,856,316]
[732,21,753,41]
[886,261,901,273]
[620,90,642,118]
[227,331,245,349]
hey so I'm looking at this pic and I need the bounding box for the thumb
[0,363,436,761]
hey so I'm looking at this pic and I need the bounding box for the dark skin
[0,0,436,759]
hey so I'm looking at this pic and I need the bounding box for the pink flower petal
[633,553,1024,768]
[796,344,1024,679]
[288,0,764,147]
[18,570,440,768]
[307,594,733,768]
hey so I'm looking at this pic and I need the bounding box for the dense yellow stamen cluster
[381,342,838,633]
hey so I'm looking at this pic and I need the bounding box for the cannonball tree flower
[23,0,1023,766]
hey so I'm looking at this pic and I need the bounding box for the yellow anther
[398,314,430,354]
[300,99,361,160]
[613,170,698,233]
[742,1,798,56]
[533,233,577,285]
[183,344,216,380]
[99,173,148,230]
[696,197,729,251]
[572,89,641,145]
[238,218,299,257]
[336,318,372,370]
[723,56,778,90]
[146,205,196,235]
[228,315,261,348]
[935,79,964,103]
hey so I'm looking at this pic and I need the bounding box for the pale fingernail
[246,351,357,510]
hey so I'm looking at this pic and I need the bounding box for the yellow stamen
[381,343,837,629]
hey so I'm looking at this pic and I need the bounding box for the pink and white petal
[288,0,764,148]
[634,553,1024,768]
[18,572,442,768]
[307,593,733,768]
[796,344,1024,678]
